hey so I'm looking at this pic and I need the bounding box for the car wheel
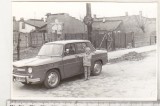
[92,61,102,76]
[44,70,60,89]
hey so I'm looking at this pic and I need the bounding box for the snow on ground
[108,45,156,60]
[12,51,157,100]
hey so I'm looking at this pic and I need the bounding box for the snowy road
[12,51,157,100]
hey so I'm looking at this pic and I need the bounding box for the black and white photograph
[12,1,157,100]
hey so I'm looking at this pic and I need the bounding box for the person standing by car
[83,47,92,80]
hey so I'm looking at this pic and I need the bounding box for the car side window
[64,43,76,56]
[76,43,87,54]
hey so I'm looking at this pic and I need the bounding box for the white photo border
[10,0,160,101]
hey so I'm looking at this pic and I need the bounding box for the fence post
[64,34,66,40]
[17,32,21,60]
[82,34,84,39]
[28,32,32,47]
[125,33,127,48]
[113,32,115,50]
[132,32,135,48]
[75,34,77,39]
[75,34,76,39]
[36,33,38,46]
[42,32,45,44]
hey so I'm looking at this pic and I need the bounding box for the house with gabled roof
[92,20,122,32]
[18,18,46,33]
[92,11,156,49]
[93,11,156,36]
[13,17,47,49]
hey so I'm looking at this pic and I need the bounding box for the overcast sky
[12,2,157,20]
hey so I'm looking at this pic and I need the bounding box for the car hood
[13,56,62,67]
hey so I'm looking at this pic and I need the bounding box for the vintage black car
[13,40,108,88]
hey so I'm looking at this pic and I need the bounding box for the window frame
[75,42,87,54]
[64,43,76,56]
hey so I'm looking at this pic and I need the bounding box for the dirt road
[12,51,157,99]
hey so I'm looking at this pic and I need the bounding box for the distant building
[93,11,156,36]
[18,18,46,33]
[92,11,156,49]
[39,13,87,41]
[13,17,46,49]
[92,20,122,33]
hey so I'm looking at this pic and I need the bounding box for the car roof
[46,40,90,45]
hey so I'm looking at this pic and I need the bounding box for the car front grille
[13,67,28,74]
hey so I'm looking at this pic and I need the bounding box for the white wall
[19,21,36,33]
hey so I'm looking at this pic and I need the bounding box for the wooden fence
[64,33,88,40]
[91,31,134,51]
[13,32,88,50]
[13,31,156,53]
[91,31,156,51]
[13,32,29,49]
[30,32,45,47]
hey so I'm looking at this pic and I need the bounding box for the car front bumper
[13,74,40,83]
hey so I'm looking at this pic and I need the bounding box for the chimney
[20,17,24,21]
[125,12,128,16]
[94,14,96,19]
[46,13,51,18]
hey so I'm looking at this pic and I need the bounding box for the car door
[76,42,97,73]
[75,42,87,74]
[86,42,96,70]
[62,43,80,78]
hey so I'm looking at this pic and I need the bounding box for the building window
[22,22,25,29]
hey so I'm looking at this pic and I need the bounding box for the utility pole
[84,3,93,43]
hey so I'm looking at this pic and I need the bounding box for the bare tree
[134,15,148,33]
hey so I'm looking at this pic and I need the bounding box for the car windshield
[38,44,63,56]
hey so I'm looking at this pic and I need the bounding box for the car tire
[92,61,102,76]
[44,70,60,89]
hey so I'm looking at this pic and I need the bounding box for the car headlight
[28,67,32,73]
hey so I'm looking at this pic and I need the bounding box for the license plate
[16,77,26,82]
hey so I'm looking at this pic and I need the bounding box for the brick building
[39,13,87,41]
